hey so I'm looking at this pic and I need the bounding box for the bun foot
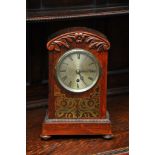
[40,135,52,140]
[103,134,113,140]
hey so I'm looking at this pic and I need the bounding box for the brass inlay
[54,85,100,119]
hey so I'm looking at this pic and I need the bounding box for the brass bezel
[55,48,101,93]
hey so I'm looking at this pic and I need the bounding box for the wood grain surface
[27,94,129,155]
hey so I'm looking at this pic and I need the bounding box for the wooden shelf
[27,94,129,154]
[26,5,128,22]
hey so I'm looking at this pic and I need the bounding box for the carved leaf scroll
[47,32,110,52]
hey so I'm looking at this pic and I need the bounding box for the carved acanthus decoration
[47,32,110,52]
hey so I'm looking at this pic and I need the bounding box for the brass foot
[103,134,113,140]
[40,135,52,140]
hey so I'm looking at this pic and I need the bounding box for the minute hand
[79,72,87,86]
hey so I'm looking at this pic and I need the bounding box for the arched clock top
[46,27,110,52]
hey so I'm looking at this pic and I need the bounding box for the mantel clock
[41,27,112,139]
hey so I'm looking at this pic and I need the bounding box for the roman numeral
[69,56,73,61]
[88,77,94,81]
[61,75,67,81]
[68,81,72,87]
[62,63,68,65]
[60,69,66,72]
[89,62,94,66]
[77,83,79,88]
[77,53,80,59]
[89,69,96,73]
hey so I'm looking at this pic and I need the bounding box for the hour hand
[79,74,84,80]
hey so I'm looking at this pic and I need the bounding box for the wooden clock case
[41,27,112,139]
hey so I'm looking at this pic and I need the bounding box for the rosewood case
[41,27,112,138]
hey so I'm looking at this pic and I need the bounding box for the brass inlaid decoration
[54,85,100,118]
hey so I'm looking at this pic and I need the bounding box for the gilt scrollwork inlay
[47,32,110,52]
[54,85,100,119]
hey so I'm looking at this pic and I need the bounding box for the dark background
[27,0,128,10]
[26,0,129,107]
[26,2,129,153]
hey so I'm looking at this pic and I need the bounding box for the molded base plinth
[41,112,112,139]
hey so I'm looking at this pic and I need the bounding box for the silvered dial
[56,48,101,93]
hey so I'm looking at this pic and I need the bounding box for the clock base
[41,111,112,139]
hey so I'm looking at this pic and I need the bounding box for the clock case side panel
[48,53,55,118]
[99,51,108,118]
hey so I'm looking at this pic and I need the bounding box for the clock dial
[56,48,101,93]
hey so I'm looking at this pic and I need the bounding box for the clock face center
[56,48,101,93]
[76,79,80,82]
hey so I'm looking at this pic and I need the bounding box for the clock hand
[80,75,87,86]
[78,71,87,86]
[76,69,87,85]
